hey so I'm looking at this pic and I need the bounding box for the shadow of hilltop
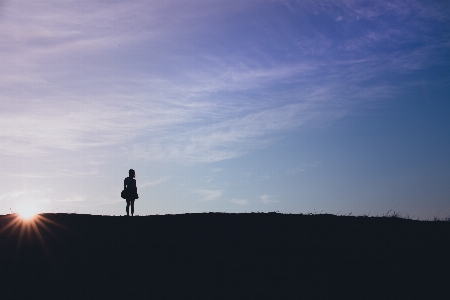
[1,213,449,299]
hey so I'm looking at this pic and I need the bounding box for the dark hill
[1,213,449,299]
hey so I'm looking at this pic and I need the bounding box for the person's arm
[134,179,138,199]
[124,178,127,190]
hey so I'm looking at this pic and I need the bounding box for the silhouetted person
[124,169,138,216]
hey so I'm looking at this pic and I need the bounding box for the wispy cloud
[286,162,321,175]
[0,190,27,201]
[193,189,223,202]
[140,177,169,188]
[0,188,53,202]
[129,101,346,163]
[56,195,86,203]
[98,199,125,205]
[1,0,448,165]
[0,0,448,217]
[260,195,279,204]
[3,169,99,179]
[299,0,449,22]
[230,198,249,205]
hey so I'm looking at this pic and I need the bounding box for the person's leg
[126,200,130,216]
[131,200,134,216]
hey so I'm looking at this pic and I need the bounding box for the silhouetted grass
[1,212,449,299]
[310,209,450,221]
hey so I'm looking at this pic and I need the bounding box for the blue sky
[1,0,449,219]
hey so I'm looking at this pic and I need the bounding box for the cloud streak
[0,189,53,202]
[230,198,249,205]
[56,195,86,203]
[193,189,223,202]
[140,177,170,188]
[1,0,448,165]
[260,195,279,204]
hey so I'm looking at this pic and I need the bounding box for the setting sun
[16,204,39,221]
[0,212,63,255]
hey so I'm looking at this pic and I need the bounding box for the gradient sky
[1,0,449,219]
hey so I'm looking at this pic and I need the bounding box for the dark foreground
[1,213,449,299]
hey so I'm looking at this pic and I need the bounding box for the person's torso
[125,177,136,189]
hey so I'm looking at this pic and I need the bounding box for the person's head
[129,169,135,178]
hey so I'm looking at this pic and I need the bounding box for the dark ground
[1,213,449,299]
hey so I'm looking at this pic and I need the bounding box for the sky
[1,0,449,219]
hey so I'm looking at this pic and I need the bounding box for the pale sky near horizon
[1,0,449,219]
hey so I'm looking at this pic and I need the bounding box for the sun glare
[19,210,37,220]
[0,211,63,254]
[16,204,38,221]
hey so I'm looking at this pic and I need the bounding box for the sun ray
[37,214,65,229]
[16,218,31,250]
[29,218,48,253]
[0,213,65,255]
[33,216,56,236]
[7,217,24,238]
[0,216,21,234]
